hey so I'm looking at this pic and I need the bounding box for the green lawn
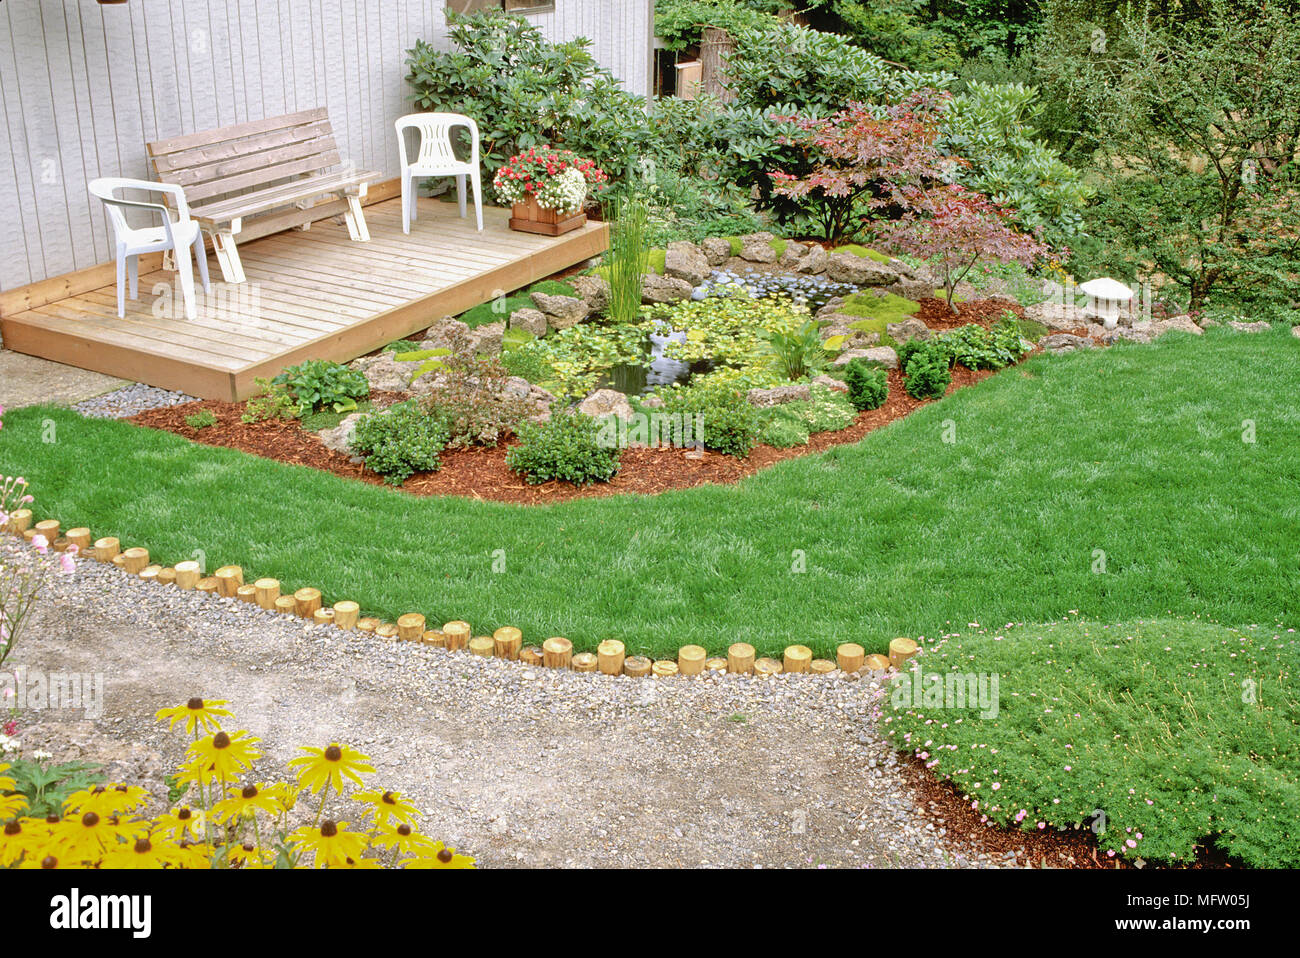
[3,327,1297,659]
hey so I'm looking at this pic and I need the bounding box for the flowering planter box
[509,196,587,236]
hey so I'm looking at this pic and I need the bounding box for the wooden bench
[146,108,380,284]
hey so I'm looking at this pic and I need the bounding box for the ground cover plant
[5,329,1296,660]
[881,618,1300,867]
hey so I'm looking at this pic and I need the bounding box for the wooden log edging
[2,517,926,682]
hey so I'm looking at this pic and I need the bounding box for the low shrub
[506,410,622,486]
[904,341,952,400]
[842,360,890,411]
[350,401,450,486]
[660,379,760,457]
[943,315,1032,370]
[273,360,370,415]
[241,378,298,424]
[758,385,857,447]
[184,410,217,430]
[882,619,1300,868]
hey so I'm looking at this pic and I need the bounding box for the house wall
[0,0,653,291]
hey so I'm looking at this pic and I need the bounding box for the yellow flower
[63,784,149,818]
[155,697,233,735]
[19,851,70,869]
[101,833,193,869]
[0,792,27,820]
[288,819,369,868]
[225,841,275,868]
[401,842,476,869]
[154,806,206,842]
[335,854,381,869]
[0,762,15,792]
[1,818,36,867]
[354,789,420,826]
[180,730,261,785]
[212,782,281,824]
[58,809,130,862]
[371,820,433,856]
[288,744,374,795]
[261,781,302,815]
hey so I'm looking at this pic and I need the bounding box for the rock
[665,241,711,287]
[1024,301,1090,332]
[350,352,414,393]
[509,307,548,338]
[469,321,504,356]
[819,316,878,348]
[1153,315,1203,337]
[811,374,849,394]
[319,412,367,455]
[886,278,936,301]
[825,252,897,286]
[422,315,471,350]
[1228,320,1272,333]
[530,293,590,330]
[1041,333,1094,353]
[887,317,931,344]
[738,232,778,263]
[701,238,733,266]
[577,388,634,421]
[569,274,610,314]
[1293,324,1300,339]
[779,242,808,269]
[747,383,812,408]
[834,346,898,370]
[641,394,665,409]
[505,377,558,420]
[641,273,695,305]
[799,245,828,275]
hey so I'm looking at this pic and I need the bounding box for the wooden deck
[0,197,607,401]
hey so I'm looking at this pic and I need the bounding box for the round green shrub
[842,359,890,411]
[506,410,622,486]
[904,343,952,400]
[660,379,760,457]
[350,401,450,486]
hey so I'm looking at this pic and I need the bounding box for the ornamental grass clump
[881,619,1300,868]
[0,697,475,869]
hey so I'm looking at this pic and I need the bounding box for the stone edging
[4,510,923,680]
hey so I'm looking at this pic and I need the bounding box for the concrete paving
[0,349,127,409]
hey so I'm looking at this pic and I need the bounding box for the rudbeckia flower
[154,806,206,842]
[0,792,27,820]
[64,784,149,818]
[354,789,420,826]
[212,783,281,824]
[401,842,477,869]
[289,819,369,868]
[1,818,35,867]
[180,730,262,785]
[288,743,374,795]
[0,762,15,792]
[371,821,434,856]
[225,841,275,868]
[59,809,129,861]
[155,697,233,736]
[101,833,189,869]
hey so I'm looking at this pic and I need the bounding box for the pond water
[601,268,864,396]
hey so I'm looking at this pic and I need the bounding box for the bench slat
[191,169,381,224]
[181,150,343,203]
[151,121,336,175]
[146,107,328,157]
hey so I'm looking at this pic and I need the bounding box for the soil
[915,295,1026,330]
[127,365,994,506]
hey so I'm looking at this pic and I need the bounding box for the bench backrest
[146,108,343,209]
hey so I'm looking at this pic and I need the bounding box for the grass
[835,243,893,263]
[882,618,1299,867]
[458,279,577,328]
[3,327,1297,660]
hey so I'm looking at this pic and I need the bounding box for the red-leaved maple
[771,91,1049,310]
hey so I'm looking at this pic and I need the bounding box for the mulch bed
[126,365,994,506]
[915,295,1026,330]
[897,753,1237,869]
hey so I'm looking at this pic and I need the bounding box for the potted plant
[494,148,607,236]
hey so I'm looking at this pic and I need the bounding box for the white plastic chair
[395,113,483,233]
[88,177,211,320]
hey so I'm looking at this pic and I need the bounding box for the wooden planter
[509,196,586,236]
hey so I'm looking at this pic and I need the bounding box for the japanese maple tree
[771,90,1051,310]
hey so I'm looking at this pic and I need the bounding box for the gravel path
[6,539,1000,868]
[72,383,198,419]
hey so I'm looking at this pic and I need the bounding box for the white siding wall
[0,0,653,290]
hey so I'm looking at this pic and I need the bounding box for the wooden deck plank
[1,197,608,401]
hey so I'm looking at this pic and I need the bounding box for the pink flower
[58,553,75,574]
